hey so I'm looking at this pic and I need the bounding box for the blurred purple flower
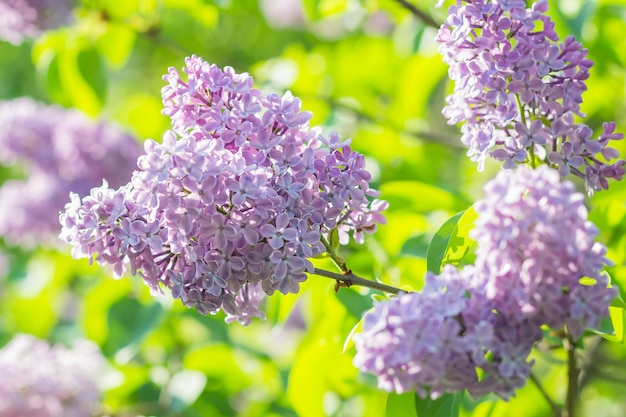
[0,98,141,248]
[0,0,72,44]
[0,334,104,417]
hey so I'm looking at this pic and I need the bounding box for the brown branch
[563,332,579,417]
[312,267,407,295]
[393,0,441,29]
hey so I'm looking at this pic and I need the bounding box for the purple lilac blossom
[0,97,141,248]
[437,0,624,193]
[0,0,72,44]
[0,334,104,417]
[60,55,388,325]
[353,264,538,400]
[353,265,496,398]
[354,165,615,400]
[472,165,616,338]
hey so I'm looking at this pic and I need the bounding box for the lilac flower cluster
[437,0,624,193]
[0,0,72,44]
[60,55,387,325]
[472,165,615,336]
[353,166,615,399]
[0,98,141,248]
[0,334,104,417]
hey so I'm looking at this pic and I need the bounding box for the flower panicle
[60,55,387,325]
[437,0,624,193]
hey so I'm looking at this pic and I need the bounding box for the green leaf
[426,207,477,274]
[105,298,164,359]
[75,47,107,112]
[329,228,340,252]
[414,392,462,417]
[335,288,373,319]
[96,22,136,68]
[35,50,70,106]
[401,234,431,258]
[597,306,626,343]
[426,211,463,274]
[387,393,417,417]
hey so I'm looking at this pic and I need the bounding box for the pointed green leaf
[426,211,463,273]
[426,206,477,274]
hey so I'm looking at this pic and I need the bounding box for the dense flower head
[0,98,141,247]
[60,55,387,325]
[353,266,492,397]
[354,165,615,400]
[0,0,72,44]
[0,334,104,417]
[437,0,624,193]
[353,264,541,400]
[472,165,616,336]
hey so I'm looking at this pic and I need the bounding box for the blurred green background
[2,0,626,416]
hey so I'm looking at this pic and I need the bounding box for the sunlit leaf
[76,47,108,108]
[387,393,417,417]
[96,22,136,68]
[426,206,477,274]
[426,211,463,274]
[597,306,626,343]
[330,227,340,252]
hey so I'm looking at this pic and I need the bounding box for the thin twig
[529,372,562,417]
[393,0,441,29]
[312,267,407,295]
[577,336,603,391]
[564,332,579,417]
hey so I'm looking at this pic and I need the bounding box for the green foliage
[386,392,461,417]
[2,0,626,416]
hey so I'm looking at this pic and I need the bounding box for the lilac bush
[60,55,387,325]
[0,98,141,247]
[437,0,624,193]
[0,334,104,417]
[0,0,72,44]
[354,166,616,399]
